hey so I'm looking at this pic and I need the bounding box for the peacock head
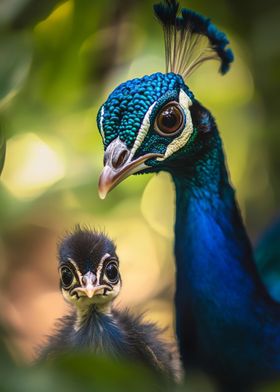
[98,72,196,198]
[58,227,121,309]
[97,0,234,198]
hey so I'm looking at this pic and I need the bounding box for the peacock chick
[39,227,182,384]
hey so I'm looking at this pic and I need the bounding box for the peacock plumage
[96,0,280,390]
[39,227,182,384]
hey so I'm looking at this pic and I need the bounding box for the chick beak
[81,271,97,299]
[98,139,163,199]
[84,286,95,299]
[72,272,109,299]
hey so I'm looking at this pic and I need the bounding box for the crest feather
[154,0,234,78]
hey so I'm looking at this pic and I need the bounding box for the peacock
[96,0,280,390]
[39,227,182,384]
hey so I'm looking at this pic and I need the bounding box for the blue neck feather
[169,127,280,385]
[74,306,126,357]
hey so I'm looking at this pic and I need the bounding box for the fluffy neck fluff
[72,303,126,358]
[75,301,112,330]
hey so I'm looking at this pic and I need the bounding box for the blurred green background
[0,0,280,390]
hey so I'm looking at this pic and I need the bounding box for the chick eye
[105,262,119,283]
[60,266,74,288]
[155,102,184,136]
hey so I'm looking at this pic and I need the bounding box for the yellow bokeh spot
[2,133,65,199]
[190,42,255,107]
[141,172,175,239]
[35,0,73,35]
[128,54,165,79]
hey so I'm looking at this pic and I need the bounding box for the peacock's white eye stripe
[157,89,193,161]
[129,101,157,160]
[99,106,105,140]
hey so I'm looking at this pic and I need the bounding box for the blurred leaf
[48,353,167,392]
[0,0,30,28]
[258,380,280,392]
[0,130,5,175]
[0,0,64,30]
[0,350,176,392]
[13,0,64,29]
[0,327,14,367]
[0,33,32,108]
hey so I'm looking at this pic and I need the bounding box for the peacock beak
[98,139,163,199]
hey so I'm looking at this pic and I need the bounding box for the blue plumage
[97,1,280,389]
[180,9,234,74]
[153,0,179,25]
[255,218,280,301]
[171,124,280,388]
[97,72,189,149]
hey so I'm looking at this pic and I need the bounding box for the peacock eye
[60,266,74,288]
[105,262,119,283]
[155,102,184,136]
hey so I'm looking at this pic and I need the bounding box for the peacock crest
[154,0,234,77]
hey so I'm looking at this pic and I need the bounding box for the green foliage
[0,342,178,392]
[0,0,63,29]
[0,33,32,107]
[0,130,5,175]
